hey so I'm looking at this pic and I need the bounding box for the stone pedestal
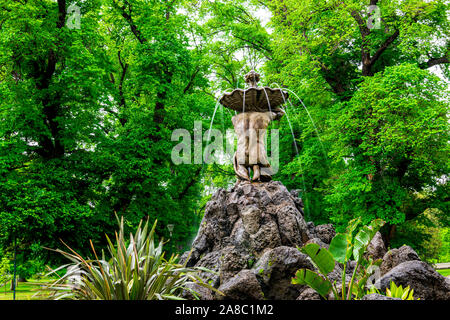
[181,180,450,300]
[181,180,323,299]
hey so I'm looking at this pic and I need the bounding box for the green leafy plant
[16,257,45,281]
[365,285,380,295]
[40,217,219,300]
[0,256,12,286]
[292,218,385,300]
[366,281,419,300]
[386,281,418,300]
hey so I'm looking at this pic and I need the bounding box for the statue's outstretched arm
[272,108,285,120]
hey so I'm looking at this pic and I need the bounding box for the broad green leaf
[292,269,332,298]
[329,233,351,263]
[300,243,335,275]
[368,219,386,237]
[353,219,385,262]
[346,217,362,241]
[353,226,371,262]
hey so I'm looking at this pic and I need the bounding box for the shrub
[41,216,218,300]
[292,218,385,300]
[367,281,419,300]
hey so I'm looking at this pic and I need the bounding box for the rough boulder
[181,180,450,300]
[181,180,315,299]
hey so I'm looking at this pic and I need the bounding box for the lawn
[0,278,56,300]
[437,268,450,277]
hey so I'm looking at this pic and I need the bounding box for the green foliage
[439,229,450,263]
[292,268,333,299]
[328,234,350,264]
[12,242,46,280]
[326,63,449,228]
[0,0,217,269]
[0,0,448,280]
[331,218,386,300]
[15,258,45,280]
[367,281,419,300]
[0,255,11,285]
[391,208,448,263]
[266,0,449,237]
[301,242,335,276]
[386,281,418,300]
[293,218,385,300]
[42,217,219,300]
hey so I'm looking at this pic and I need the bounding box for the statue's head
[244,70,260,88]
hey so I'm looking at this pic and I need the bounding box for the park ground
[0,278,55,300]
[0,270,448,300]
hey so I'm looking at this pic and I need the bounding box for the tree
[0,0,448,272]
[0,0,110,265]
[0,0,217,267]
[264,0,449,242]
[326,64,448,243]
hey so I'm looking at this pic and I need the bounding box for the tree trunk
[384,224,397,249]
[9,278,17,291]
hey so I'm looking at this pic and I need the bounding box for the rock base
[181,180,450,300]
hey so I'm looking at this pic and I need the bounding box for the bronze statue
[220,71,287,181]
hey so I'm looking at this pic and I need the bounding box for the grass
[437,268,450,277]
[0,278,55,300]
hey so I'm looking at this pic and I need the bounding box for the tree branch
[112,0,147,44]
[422,56,449,69]
[175,167,202,200]
[56,0,66,29]
[183,67,200,94]
[369,29,400,66]
[117,50,128,121]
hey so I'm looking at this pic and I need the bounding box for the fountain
[219,70,288,113]
[219,70,288,182]
[180,71,321,300]
[179,71,450,301]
